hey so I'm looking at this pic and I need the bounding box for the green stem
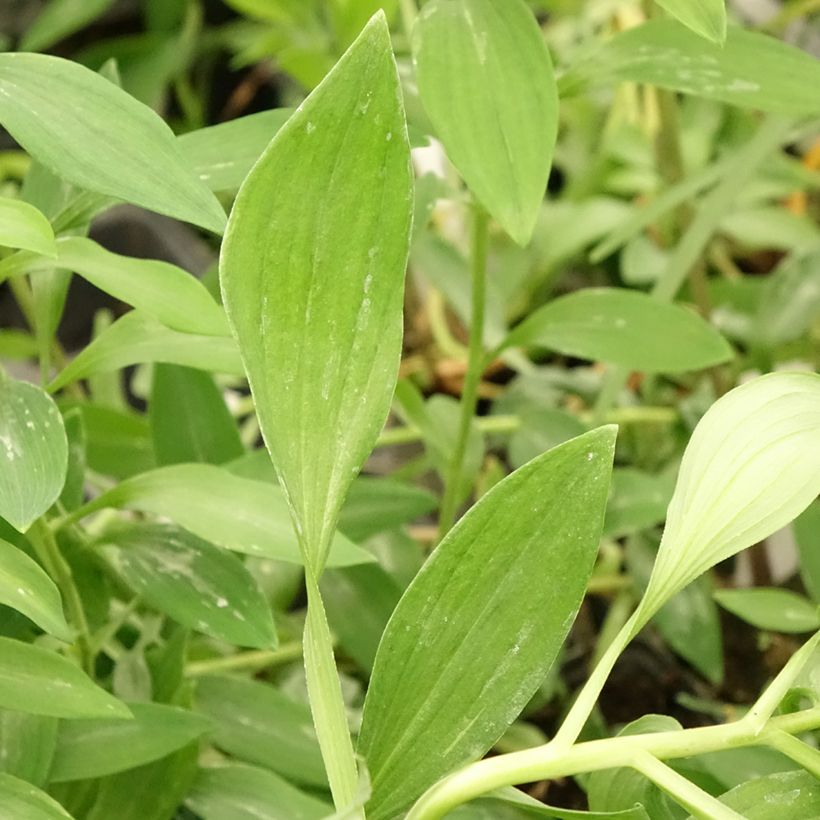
[185,642,303,677]
[765,730,820,778]
[28,519,92,673]
[437,203,490,540]
[405,707,820,820]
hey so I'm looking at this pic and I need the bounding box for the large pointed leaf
[412,0,557,245]
[220,13,413,573]
[0,53,225,233]
[0,198,56,256]
[0,375,68,531]
[0,638,130,719]
[64,463,371,567]
[359,427,617,819]
[655,0,726,44]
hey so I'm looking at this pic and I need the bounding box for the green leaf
[694,770,820,819]
[177,109,292,192]
[508,408,586,471]
[49,701,211,782]
[0,537,71,641]
[565,21,820,115]
[59,408,86,512]
[149,364,243,466]
[20,0,116,51]
[220,12,413,573]
[412,0,557,245]
[359,427,617,819]
[0,198,56,256]
[639,372,820,620]
[193,675,327,788]
[0,637,130,719]
[655,0,726,44]
[6,238,230,337]
[452,789,650,819]
[0,773,73,819]
[502,288,733,373]
[0,710,57,787]
[100,524,276,649]
[604,469,676,539]
[0,53,225,233]
[0,376,68,531]
[713,588,820,634]
[795,503,820,604]
[186,763,331,820]
[66,463,371,567]
[48,312,244,394]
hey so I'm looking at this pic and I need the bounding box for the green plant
[0,0,819,818]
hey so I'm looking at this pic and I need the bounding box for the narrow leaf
[359,427,617,819]
[0,637,130,719]
[0,773,73,820]
[0,375,68,531]
[0,53,225,233]
[502,288,733,373]
[412,0,557,245]
[21,0,116,51]
[655,0,726,44]
[713,588,820,634]
[220,12,413,572]
[49,701,211,782]
[0,537,71,640]
[0,198,56,257]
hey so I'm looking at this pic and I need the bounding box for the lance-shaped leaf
[359,427,617,820]
[412,0,558,245]
[638,372,820,622]
[0,375,68,531]
[220,13,413,572]
[0,53,225,234]
[655,0,726,44]
[0,773,73,820]
[0,198,56,257]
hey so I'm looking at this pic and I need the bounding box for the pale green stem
[630,751,743,820]
[765,730,820,778]
[405,707,820,820]
[437,203,489,540]
[185,642,303,677]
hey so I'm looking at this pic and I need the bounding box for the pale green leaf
[63,463,371,567]
[0,773,73,819]
[193,675,327,788]
[0,198,56,257]
[221,13,413,573]
[20,0,116,51]
[655,0,726,44]
[640,372,820,619]
[49,701,211,782]
[412,0,557,245]
[0,376,68,531]
[502,288,733,373]
[359,427,617,819]
[5,238,229,337]
[564,22,820,115]
[0,537,70,641]
[186,763,330,820]
[48,312,244,393]
[0,710,57,787]
[100,524,277,649]
[0,53,225,233]
[0,637,130,719]
[795,503,820,604]
[714,588,820,634]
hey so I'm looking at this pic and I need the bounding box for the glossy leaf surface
[0,198,56,256]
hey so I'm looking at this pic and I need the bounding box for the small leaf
[7,238,230,337]
[0,773,73,819]
[502,288,733,373]
[714,588,820,634]
[359,427,617,819]
[0,637,130,719]
[655,0,726,44]
[48,312,244,393]
[0,197,56,256]
[0,375,68,531]
[149,364,243,466]
[412,0,557,245]
[795,502,820,604]
[695,770,820,819]
[186,763,331,820]
[49,701,211,782]
[0,537,71,640]
[220,12,413,573]
[193,675,327,788]
[640,372,820,620]
[21,0,116,51]
[0,53,226,233]
[100,524,277,649]
[67,463,371,567]
[605,469,676,539]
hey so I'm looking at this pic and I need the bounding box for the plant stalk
[185,642,303,677]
